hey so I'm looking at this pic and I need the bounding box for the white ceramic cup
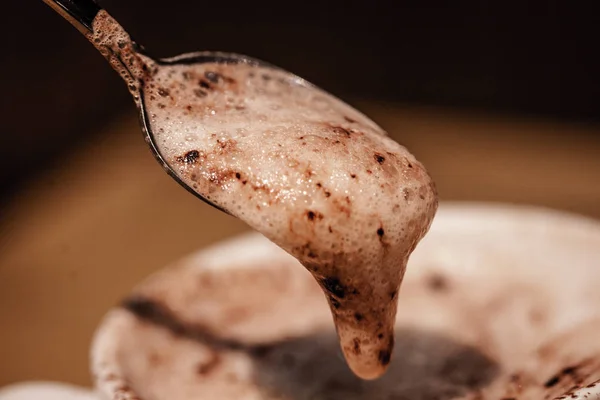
[90,203,600,399]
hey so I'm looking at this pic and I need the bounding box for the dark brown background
[0,0,599,389]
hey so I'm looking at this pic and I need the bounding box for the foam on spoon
[90,11,438,380]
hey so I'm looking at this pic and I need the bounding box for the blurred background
[0,0,598,388]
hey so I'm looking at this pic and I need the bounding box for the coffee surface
[90,10,438,379]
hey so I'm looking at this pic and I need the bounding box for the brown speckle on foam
[216,138,237,153]
[374,153,385,164]
[207,169,238,186]
[329,125,352,137]
[378,349,392,366]
[320,276,346,299]
[329,297,341,309]
[306,210,323,221]
[177,150,200,164]
[544,364,585,389]
[544,375,560,388]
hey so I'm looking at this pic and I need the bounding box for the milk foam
[91,11,438,380]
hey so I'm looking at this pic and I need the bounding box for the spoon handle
[42,0,102,34]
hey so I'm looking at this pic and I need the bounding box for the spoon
[42,0,280,214]
[43,0,439,380]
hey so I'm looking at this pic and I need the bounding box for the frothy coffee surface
[90,11,437,379]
